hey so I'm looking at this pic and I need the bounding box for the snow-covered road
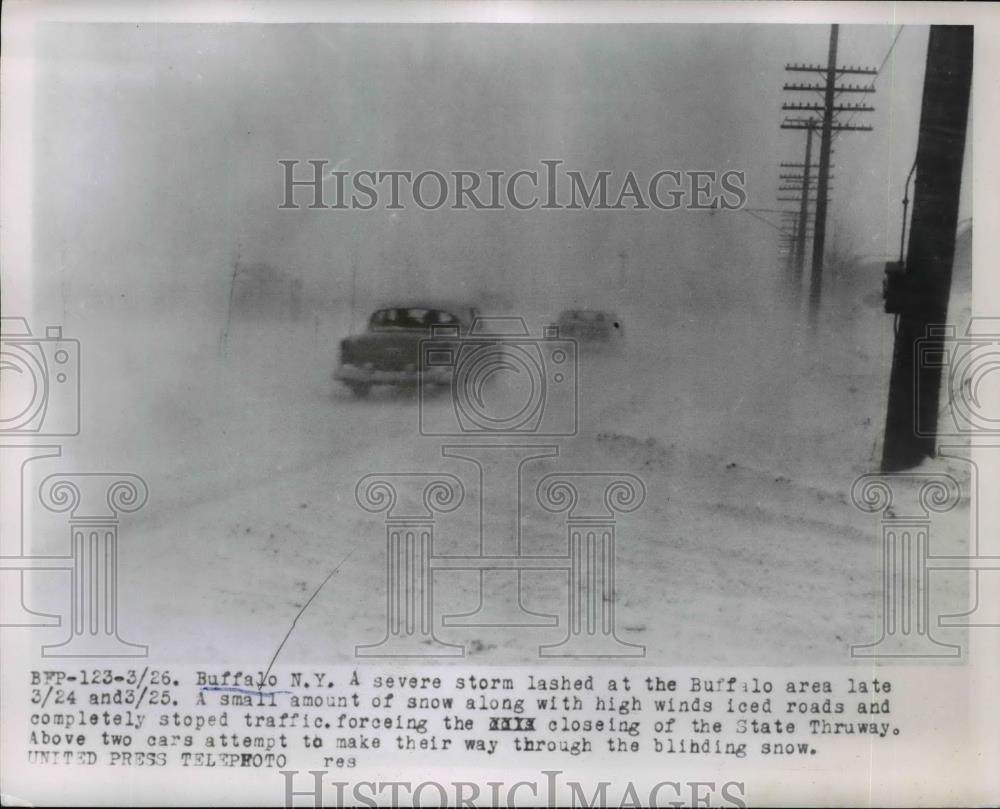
[24,256,972,668]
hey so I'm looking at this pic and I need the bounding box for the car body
[554,309,624,346]
[334,302,480,396]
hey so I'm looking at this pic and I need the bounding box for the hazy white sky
[30,23,969,317]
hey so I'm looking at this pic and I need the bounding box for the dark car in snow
[555,309,624,346]
[334,302,480,396]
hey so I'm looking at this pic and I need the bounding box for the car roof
[373,302,480,318]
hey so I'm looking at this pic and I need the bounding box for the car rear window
[370,308,458,330]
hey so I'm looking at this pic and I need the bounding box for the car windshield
[370,308,458,330]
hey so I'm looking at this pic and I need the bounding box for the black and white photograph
[1,1,997,806]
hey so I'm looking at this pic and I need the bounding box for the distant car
[555,309,624,346]
[334,302,480,396]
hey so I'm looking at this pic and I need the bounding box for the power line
[876,25,906,77]
[741,208,784,232]
[842,26,905,129]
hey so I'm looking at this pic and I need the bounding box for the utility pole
[881,26,973,471]
[779,182,831,193]
[778,160,823,274]
[812,24,839,316]
[778,196,829,205]
[781,211,814,228]
[796,122,814,280]
[783,217,798,275]
[781,28,875,322]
